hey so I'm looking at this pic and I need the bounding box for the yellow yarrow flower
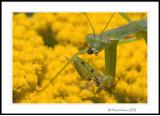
[13,12,147,103]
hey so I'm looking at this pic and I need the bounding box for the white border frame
[2,2,159,114]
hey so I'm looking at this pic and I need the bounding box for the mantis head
[84,12,115,55]
[86,34,111,55]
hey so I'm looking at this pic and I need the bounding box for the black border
[1,0,159,115]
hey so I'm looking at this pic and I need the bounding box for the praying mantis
[38,12,147,93]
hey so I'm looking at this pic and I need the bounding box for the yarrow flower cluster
[13,13,147,103]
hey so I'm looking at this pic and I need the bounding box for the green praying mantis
[38,12,147,93]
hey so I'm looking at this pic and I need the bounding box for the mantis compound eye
[87,48,94,54]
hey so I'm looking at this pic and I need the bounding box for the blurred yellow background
[13,12,147,103]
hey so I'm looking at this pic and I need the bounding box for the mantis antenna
[83,13,96,38]
[100,12,115,39]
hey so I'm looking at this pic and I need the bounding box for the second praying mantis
[38,12,147,93]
